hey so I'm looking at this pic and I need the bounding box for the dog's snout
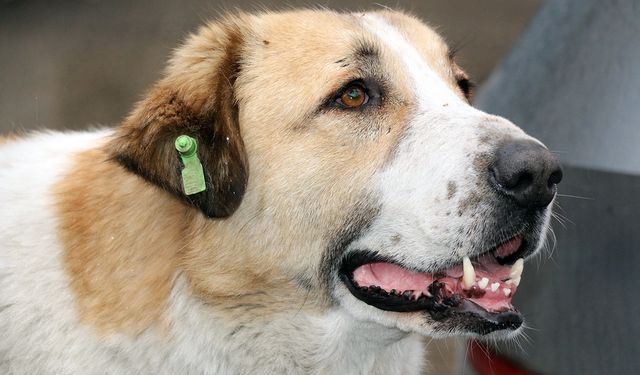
[490,139,563,209]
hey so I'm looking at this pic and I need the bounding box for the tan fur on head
[54,9,472,334]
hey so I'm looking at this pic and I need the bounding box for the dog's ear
[108,20,248,218]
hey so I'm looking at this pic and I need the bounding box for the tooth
[462,256,476,288]
[503,288,512,297]
[491,282,500,292]
[506,277,521,287]
[478,277,489,289]
[510,258,524,279]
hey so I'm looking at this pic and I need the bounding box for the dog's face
[111,10,561,338]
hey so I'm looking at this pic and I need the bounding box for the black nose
[490,139,563,209]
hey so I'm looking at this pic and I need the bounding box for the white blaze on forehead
[346,14,493,271]
[361,14,464,110]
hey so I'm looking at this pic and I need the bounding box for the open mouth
[339,235,527,334]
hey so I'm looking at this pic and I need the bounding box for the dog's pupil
[348,88,361,99]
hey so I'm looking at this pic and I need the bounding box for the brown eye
[337,84,368,108]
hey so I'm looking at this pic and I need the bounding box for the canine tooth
[503,288,512,297]
[490,282,500,292]
[478,277,489,289]
[506,277,521,287]
[510,258,524,279]
[462,256,476,288]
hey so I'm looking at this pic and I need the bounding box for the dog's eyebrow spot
[354,40,379,59]
[447,181,457,200]
[333,40,380,69]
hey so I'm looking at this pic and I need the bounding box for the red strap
[468,340,533,375]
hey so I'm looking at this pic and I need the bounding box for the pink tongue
[352,257,518,312]
[353,263,436,292]
[494,235,523,258]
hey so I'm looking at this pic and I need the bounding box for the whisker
[551,212,567,229]
[556,193,593,200]
[553,211,574,226]
[549,149,569,155]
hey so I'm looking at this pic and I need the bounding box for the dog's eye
[337,84,369,109]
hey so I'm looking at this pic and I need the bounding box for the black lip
[340,270,463,313]
[338,250,523,334]
[455,300,523,334]
[339,250,436,313]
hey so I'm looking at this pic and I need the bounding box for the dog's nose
[490,139,563,209]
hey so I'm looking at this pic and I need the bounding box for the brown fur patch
[458,190,481,215]
[55,148,192,334]
[108,16,249,218]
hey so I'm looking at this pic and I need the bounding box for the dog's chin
[335,231,543,337]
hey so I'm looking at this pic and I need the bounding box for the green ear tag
[175,135,206,195]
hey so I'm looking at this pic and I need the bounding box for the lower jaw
[445,300,523,335]
[340,274,523,335]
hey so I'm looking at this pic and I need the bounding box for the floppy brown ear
[108,20,248,218]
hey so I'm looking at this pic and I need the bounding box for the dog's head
[109,10,561,338]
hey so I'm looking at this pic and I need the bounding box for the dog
[0,9,562,374]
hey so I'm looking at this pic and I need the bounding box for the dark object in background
[476,0,640,373]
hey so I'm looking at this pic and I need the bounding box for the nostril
[511,171,533,191]
[548,168,563,188]
[490,139,563,209]
[490,166,533,191]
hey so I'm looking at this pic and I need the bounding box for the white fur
[0,131,424,373]
[357,16,533,271]
[363,14,464,109]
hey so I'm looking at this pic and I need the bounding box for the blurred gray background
[0,0,541,133]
